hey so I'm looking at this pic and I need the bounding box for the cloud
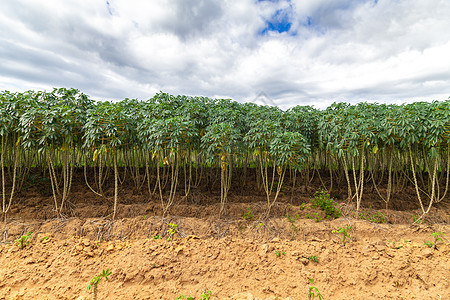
[0,0,449,109]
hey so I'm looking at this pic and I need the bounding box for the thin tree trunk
[112,149,118,220]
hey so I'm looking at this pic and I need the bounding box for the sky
[1,0,450,109]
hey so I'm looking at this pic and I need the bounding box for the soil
[0,169,449,299]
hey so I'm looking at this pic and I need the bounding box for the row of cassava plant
[0,89,448,220]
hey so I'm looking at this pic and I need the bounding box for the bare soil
[0,170,449,299]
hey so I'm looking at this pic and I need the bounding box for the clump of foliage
[305,212,323,222]
[86,269,111,300]
[311,190,341,219]
[332,224,352,245]
[309,255,319,263]
[167,223,178,241]
[15,231,33,249]
[308,278,323,299]
[359,211,386,223]
[199,290,212,299]
[424,231,445,249]
[243,207,255,220]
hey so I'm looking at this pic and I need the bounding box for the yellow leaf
[93,149,99,162]
[152,151,158,159]
[372,144,378,154]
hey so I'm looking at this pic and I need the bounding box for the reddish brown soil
[0,205,449,300]
[0,170,449,299]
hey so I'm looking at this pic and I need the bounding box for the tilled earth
[0,211,449,300]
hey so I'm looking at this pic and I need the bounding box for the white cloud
[0,0,449,109]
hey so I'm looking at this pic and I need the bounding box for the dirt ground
[0,170,449,299]
[0,203,449,300]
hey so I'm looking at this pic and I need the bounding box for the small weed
[176,295,195,300]
[15,232,33,249]
[243,208,255,220]
[258,222,264,228]
[86,269,111,300]
[199,290,212,300]
[308,278,324,300]
[332,224,352,246]
[153,234,162,239]
[309,255,319,263]
[275,250,286,257]
[285,211,300,239]
[143,215,147,220]
[40,236,49,242]
[431,231,445,243]
[311,190,341,219]
[359,211,386,223]
[299,202,306,210]
[424,241,434,248]
[176,290,211,300]
[167,223,178,241]
[305,212,323,222]
[386,240,403,249]
[424,231,445,249]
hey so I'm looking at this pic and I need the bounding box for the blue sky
[0,0,449,109]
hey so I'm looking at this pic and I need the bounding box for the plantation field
[0,171,449,300]
[0,89,449,299]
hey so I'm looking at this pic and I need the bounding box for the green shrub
[311,190,341,219]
